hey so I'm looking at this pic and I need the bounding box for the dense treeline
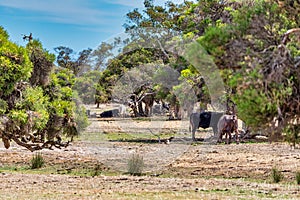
[0,0,299,150]
[93,0,299,143]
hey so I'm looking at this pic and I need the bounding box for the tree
[218,1,300,142]
[94,0,300,143]
[54,46,92,76]
[28,40,55,87]
[94,0,214,114]
[0,27,87,151]
[91,42,113,71]
[73,70,101,104]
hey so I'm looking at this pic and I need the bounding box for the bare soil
[0,105,300,199]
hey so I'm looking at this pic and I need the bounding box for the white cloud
[0,0,112,25]
[105,0,187,8]
[0,0,194,28]
[107,0,144,7]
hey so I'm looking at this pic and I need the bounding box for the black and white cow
[189,111,224,141]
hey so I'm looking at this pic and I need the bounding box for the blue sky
[0,0,185,54]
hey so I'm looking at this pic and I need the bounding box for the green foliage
[91,0,300,139]
[92,164,102,177]
[0,99,7,114]
[0,27,32,95]
[92,42,113,71]
[30,152,45,169]
[73,70,101,104]
[27,40,55,63]
[50,100,74,117]
[95,84,110,104]
[54,46,92,76]
[56,68,76,87]
[8,109,28,124]
[231,68,294,129]
[47,69,76,117]
[0,26,9,39]
[0,26,83,150]
[19,87,50,129]
[284,124,300,148]
[20,87,48,109]
[233,86,276,127]
[72,92,90,133]
[197,23,232,56]
[199,0,300,134]
[60,87,73,100]
[127,153,144,176]
[271,167,283,183]
[229,4,252,34]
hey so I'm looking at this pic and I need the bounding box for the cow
[100,109,119,118]
[190,111,224,141]
[217,114,239,144]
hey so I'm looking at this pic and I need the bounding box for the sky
[0,0,186,54]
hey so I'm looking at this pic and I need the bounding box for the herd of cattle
[89,104,247,144]
[190,111,245,144]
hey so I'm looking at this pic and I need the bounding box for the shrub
[271,167,283,183]
[284,124,300,148]
[295,171,300,185]
[30,152,45,169]
[92,164,102,177]
[127,153,144,176]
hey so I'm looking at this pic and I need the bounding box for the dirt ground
[0,105,300,199]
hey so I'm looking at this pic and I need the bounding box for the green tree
[220,1,300,141]
[54,46,92,76]
[92,0,299,143]
[0,27,87,151]
[0,27,32,97]
[73,70,101,104]
[91,42,113,71]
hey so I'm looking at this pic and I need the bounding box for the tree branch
[282,28,300,45]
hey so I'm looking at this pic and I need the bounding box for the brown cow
[217,114,239,144]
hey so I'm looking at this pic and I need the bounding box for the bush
[284,124,300,148]
[127,153,144,176]
[295,171,300,185]
[30,152,45,169]
[271,167,283,183]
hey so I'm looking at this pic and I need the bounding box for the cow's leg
[217,131,223,143]
[192,129,196,141]
[149,106,153,116]
[235,129,239,144]
[138,102,144,116]
[191,122,197,141]
[145,105,149,116]
[212,126,218,137]
[190,113,200,141]
[225,132,228,144]
[227,132,232,144]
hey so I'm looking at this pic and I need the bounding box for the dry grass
[0,105,300,199]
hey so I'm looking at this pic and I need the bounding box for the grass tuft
[30,152,45,169]
[127,153,144,176]
[295,171,300,185]
[271,167,283,183]
[92,164,102,177]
